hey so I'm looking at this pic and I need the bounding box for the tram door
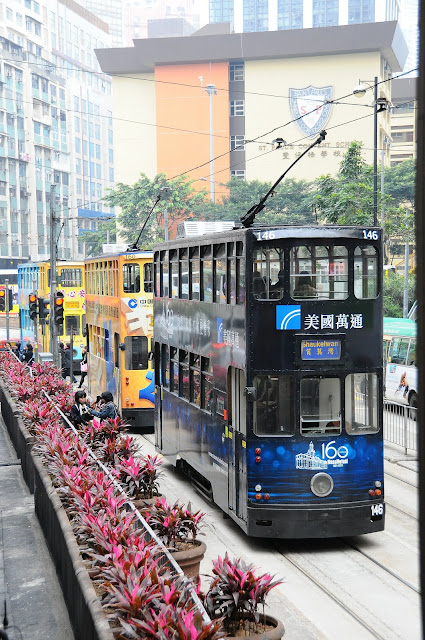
[154,342,162,449]
[228,368,247,522]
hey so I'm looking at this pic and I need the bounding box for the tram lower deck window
[254,375,295,436]
[345,373,378,434]
[300,377,341,436]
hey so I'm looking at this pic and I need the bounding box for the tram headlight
[310,473,334,498]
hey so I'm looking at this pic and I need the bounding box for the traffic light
[38,297,49,321]
[29,293,38,321]
[53,292,64,328]
[0,289,5,312]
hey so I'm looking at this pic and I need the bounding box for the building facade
[78,0,123,46]
[97,22,407,203]
[202,0,400,33]
[390,77,416,166]
[0,0,115,261]
[123,0,200,45]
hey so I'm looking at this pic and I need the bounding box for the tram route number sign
[370,503,384,520]
[301,339,341,360]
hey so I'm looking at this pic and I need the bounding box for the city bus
[17,261,85,362]
[84,250,154,431]
[153,225,384,538]
[383,317,417,408]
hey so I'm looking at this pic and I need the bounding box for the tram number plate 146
[370,503,384,520]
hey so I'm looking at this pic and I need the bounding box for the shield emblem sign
[289,86,333,138]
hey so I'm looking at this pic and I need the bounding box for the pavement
[0,413,74,640]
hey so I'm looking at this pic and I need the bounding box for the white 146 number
[362,230,379,240]
[254,231,275,241]
[371,504,384,516]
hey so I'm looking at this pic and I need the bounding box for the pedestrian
[70,390,92,427]
[62,342,77,383]
[78,346,88,388]
[21,343,34,364]
[88,391,119,420]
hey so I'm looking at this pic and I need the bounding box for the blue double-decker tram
[153,224,384,538]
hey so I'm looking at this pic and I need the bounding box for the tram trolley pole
[4,278,9,342]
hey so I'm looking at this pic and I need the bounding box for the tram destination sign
[301,339,341,360]
[253,229,380,241]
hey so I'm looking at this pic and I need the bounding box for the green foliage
[83,219,116,258]
[103,174,207,248]
[383,272,416,317]
[384,158,415,206]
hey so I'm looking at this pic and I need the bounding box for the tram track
[384,470,418,488]
[385,500,417,521]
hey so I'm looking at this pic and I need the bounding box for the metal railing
[383,398,418,455]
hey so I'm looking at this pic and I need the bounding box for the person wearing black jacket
[70,390,92,427]
[21,343,34,364]
[62,342,77,383]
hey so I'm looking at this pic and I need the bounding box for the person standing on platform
[78,346,88,388]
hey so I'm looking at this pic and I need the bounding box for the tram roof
[85,249,153,261]
[155,225,381,249]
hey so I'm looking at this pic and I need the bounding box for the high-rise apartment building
[122,0,200,45]
[78,0,123,46]
[201,0,400,32]
[399,0,419,75]
[0,0,115,262]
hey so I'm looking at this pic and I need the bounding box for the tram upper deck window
[60,268,82,287]
[253,375,295,435]
[252,246,284,300]
[345,373,378,434]
[170,251,178,298]
[291,246,348,300]
[300,377,341,436]
[354,246,378,299]
[144,263,153,293]
[179,249,189,300]
[123,263,140,293]
[201,246,213,302]
[189,247,200,300]
[214,244,227,304]
[160,251,169,297]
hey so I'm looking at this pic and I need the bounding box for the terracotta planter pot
[225,614,284,640]
[171,539,207,579]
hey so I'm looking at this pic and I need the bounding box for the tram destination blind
[301,339,341,360]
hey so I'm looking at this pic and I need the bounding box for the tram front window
[254,375,295,436]
[291,245,348,300]
[345,373,378,434]
[300,377,341,435]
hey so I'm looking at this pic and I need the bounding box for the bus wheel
[408,393,418,420]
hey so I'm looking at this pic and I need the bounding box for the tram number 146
[370,503,384,520]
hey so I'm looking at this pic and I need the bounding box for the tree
[194,177,316,226]
[103,174,207,248]
[384,158,415,206]
[383,272,416,317]
[83,219,117,257]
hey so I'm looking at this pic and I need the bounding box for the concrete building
[0,0,115,262]
[399,0,419,76]
[390,77,416,166]
[201,0,400,33]
[122,0,200,45]
[96,21,407,203]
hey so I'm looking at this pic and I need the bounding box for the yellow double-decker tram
[84,250,154,432]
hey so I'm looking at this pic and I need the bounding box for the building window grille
[230,100,244,116]
[230,135,245,151]
[229,63,244,81]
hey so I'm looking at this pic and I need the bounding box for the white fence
[383,399,418,454]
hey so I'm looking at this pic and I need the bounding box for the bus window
[124,335,148,370]
[189,247,200,300]
[214,244,227,304]
[300,377,341,435]
[65,315,80,335]
[345,373,378,434]
[291,245,348,300]
[354,246,378,299]
[201,246,213,303]
[254,375,295,436]
[123,263,141,293]
[407,339,416,366]
[179,249,189,300]
[389,338,409,365]
[144,263,153,293]
[253,246,283,300]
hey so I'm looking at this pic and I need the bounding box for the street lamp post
[205,84,217,203]
[353,78,389,226]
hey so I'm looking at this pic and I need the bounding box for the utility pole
[4,278,9,342]
[32,278,39,364]
[49,184,58,365]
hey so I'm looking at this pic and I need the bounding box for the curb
[0,380,114,640]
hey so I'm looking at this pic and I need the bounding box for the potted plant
[204,553,284,639]
[116,454,163,506]
[143,497,207,579]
